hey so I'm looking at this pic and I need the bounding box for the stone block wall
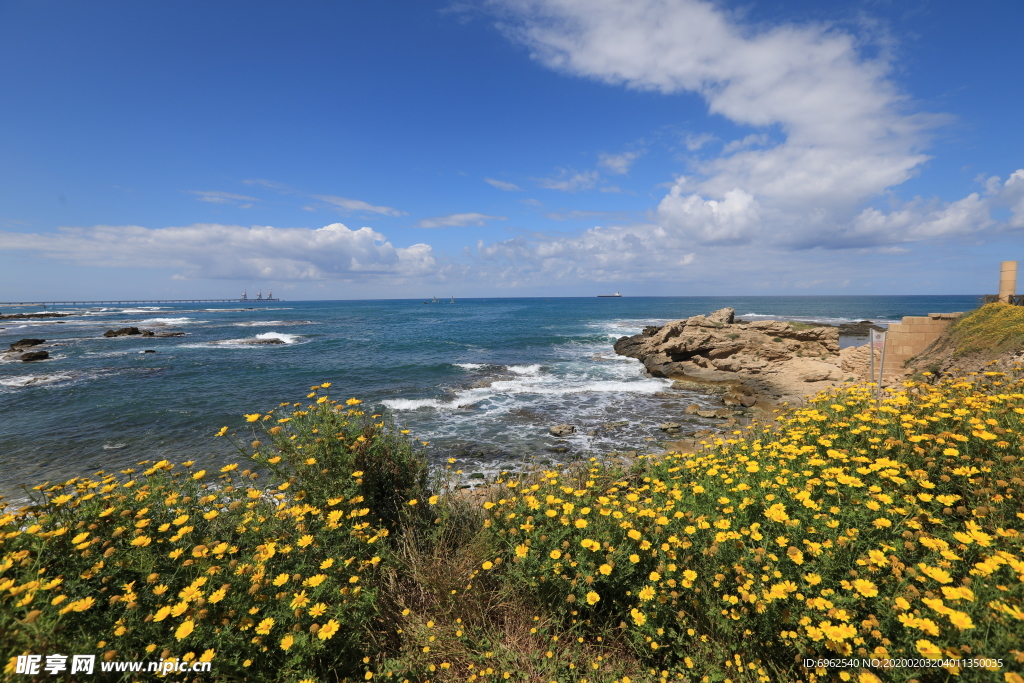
[881,312,962,378]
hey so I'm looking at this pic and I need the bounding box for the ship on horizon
[597,292,622,297]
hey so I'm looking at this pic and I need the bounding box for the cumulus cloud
[0,223,435,281]
[415,213,507,228]
[656,184,761,245]
[489,0,1015,250]
[485,178,522,191]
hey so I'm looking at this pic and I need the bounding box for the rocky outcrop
[0,312,71,320]
[9,338,45,351]
[615,307,844,403]
[19,350,49,362]
[104,325,146,335]
[549,424,576,437]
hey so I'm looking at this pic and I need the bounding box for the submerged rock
[549,424,576,437]
[19,350,49,362]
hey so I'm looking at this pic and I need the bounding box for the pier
[0,298,282,307]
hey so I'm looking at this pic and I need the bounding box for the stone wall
[881,312,962,378]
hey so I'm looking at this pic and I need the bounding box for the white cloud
[490,0,1003,249]
[415,213,507,228]
[0,223,435,281]
[534,169,599,192]
[656,184,761,245]
[598,150,642,174]
[721,134,769,154]
[683,132,716,152]
[189,191,259,205]
[310,195,406,217]
[485,178,522,191]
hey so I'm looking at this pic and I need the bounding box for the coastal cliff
[614,307,845,404]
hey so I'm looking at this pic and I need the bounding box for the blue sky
[1,0,1022,300]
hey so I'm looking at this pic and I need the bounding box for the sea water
[0,295,978,502]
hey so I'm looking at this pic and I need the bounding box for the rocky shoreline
[613,307,850,406]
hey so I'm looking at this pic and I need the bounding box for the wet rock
[154,332,186,337]
[0,312,71,320]
[549,424,576,437]
[19,350,49,362]
[9,338,45,351]
[659,422,682,432]
[684,403,702,415]
[601,420,629,430]
[103,327,144,337]
[143,350,157,353]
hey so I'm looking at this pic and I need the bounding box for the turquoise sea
[0,295,978,504]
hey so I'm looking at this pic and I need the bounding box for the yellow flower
[245,414,262,422]
[482,561,494,570]
[852,579,878,597]
[629,554,640,564]
[175,619,195,640]
[215,427,228,437]
[297,534,314,548]
[638,586,656,601]
[308,603,328,617]
[346,398,362,405]
[255,617,275,635]
[574,519,588,528]
[209,588,227,604]
[627,529,642,541]
[408,499,418,506]
[599,564,613,575]
[515,545,529,558]
[305,574,328,587]
[199,649,215,663]
[318,619,340,640]
[191,470,206,480]
[428,495,439,505]
[280,634,294,651]
[153,606,172,622]
[915,639,942,660]
[649,571,661,582]
[130,535,152,547]
[320,558,335,569]
[549,550,562,560]
[586,591,600,605]
[272,573,290,586]
[630,608,647,626]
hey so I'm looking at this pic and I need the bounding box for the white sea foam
[507,364,542,375]
[454,363,486,370]
[103,443,128,450]
[0,373,77,388]
[135,317,196,325]
[120,307,164,314]
[256,332,298,344]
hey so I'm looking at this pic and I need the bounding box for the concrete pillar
[999,261,1018,303]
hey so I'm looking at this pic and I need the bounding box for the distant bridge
[0,299,282,306]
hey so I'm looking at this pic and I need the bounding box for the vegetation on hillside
[949,304,1024,357]
[2,372,1024,682]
